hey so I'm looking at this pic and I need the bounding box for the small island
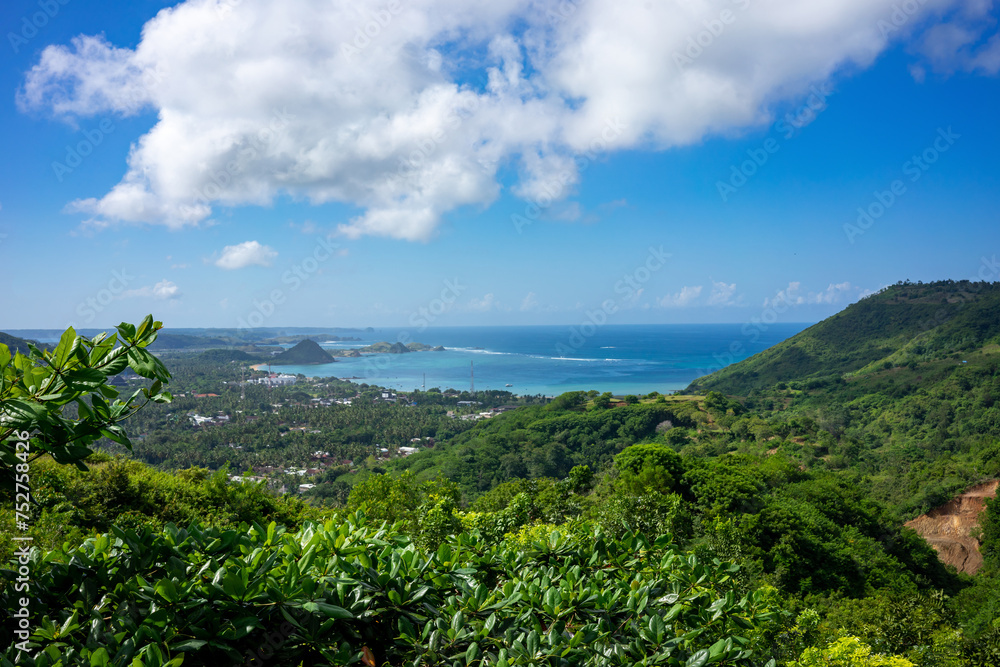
[355,341,441,354]
[269,339,336,365]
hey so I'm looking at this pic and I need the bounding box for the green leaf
[664,603,685,622]
[686,649,709,667]
[117,322,137,341]
[2,398,48,423]
[649,614,665,643]
[52,327,78,368]
[465,642,480,664]
[221,571,246,598]
[708,637,728,658]
[398,616,416,639]
[100,425,131,446]
[155,579,178,603]
[526,630,539,656]
[303,601,353,619]
[127,347,158,378]
[170,640,207,652]
[90,648,110,667]
[451,610,465,633]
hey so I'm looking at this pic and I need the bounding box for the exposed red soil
[904,480,998,575]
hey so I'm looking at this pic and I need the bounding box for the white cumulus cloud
[468,293,498,312]
[708,281,739,306]
[214,240,277,270]
[520,292,539,311]
[763,281,855,308]
[122,279,181,300]
[18,0,978,240]
[659,285,703,307]
[814,281,854,304]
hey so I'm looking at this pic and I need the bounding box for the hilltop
[0,331,40,355]
[269,339,336,365]
[688,280,1000,395]
[148,332,234,350]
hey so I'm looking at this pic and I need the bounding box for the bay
[269,323,811,396]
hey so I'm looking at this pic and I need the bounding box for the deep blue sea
[268,324,811,396]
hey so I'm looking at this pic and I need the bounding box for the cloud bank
[19,0,984,240]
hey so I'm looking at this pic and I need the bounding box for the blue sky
[1,0,998,330]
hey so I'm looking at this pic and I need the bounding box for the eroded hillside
[905,480,999,575]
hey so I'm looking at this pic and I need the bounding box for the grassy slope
[688,281,1000,395]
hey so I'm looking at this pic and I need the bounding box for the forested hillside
[4,290,1000,665]
[0,332,40,355]
[689,280,1000,395]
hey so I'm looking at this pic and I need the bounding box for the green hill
[688,280,1000,395]
[270,339,335,365]
[0,331,41,355]
[149,333,234,350]
[196,348,264,363]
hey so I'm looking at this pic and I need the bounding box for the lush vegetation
[4,282,1000,665]
[689,280,1000,395]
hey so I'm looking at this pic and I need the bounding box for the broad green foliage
[7,291,1000,666]
[346,470,463,549]
[823,591,973,667]
[793,636,914,667]
[594,490,691,540]
[0,317,171,490]
[614,443,685,494]
[395,401,692,495]
[2,514,783,666]
[0,455,317,561]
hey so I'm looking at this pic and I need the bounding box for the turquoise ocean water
[267,323,811,396]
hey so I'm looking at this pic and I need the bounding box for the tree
[793,636,914,666]
[0,316,172,491]
[592,392,613,410]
